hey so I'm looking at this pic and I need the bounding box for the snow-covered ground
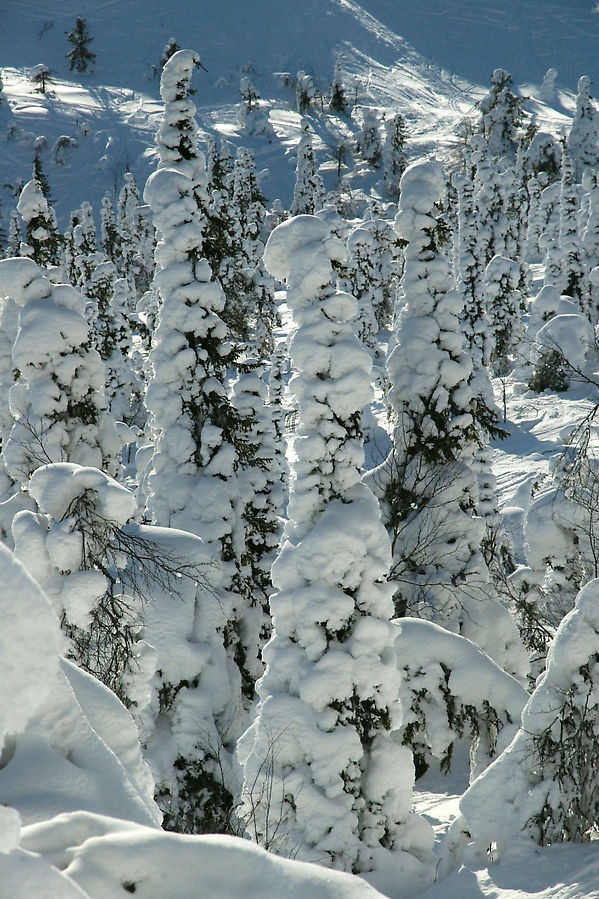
[4,0,599,896]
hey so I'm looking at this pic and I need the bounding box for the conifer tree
[329,57,348,113]
[0,257,121,486]
[291,119,325,216]
[66,17,96,73]
[355,109,382,167]
[477,68,523,160]
[239,214,435,879]
[567,75,599,181]
[369,162,522,669]
[382,112,407,197]
[559,147,585,309]
[143,49,251,831]
[160,37,181,69]
[6,209,21,258]
[484,254,525,376]
[460,577,599,856]
[100,191,119,263]
[16,179,61,267]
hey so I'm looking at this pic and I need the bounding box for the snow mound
[19,812,385,899]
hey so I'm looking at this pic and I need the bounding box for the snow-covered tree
[66,17,96,73]
[329,57,348,113]
[238,77,274,140]
[230,367,284,696]
[295,70,317,114]
[7,208,22,258]
[477,68,523,160]
[291,119,325,216]
[355,109,382,167]
[459,577,599,856]
[368,162,523,670]
[484,254,525,376]
[100,192,119,262]
[239,214,435,881]
[30,62,51,94]
[13,463,141,702]
[16,179,61,267]
[382,112,407,198]
[340,227,381,353]
[0,257,121,486]
[567,75,599,181]
[160,36,181,69]
[559,147,585,308]
[395,618,528,781]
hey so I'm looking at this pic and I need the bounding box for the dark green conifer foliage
[66,17,96,73]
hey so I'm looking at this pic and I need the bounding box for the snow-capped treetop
[157,49,207,187]
[264,212,345,285]
[395,159,445,224]
[0,256,52,305]
[159,48,200,104]
[17,179,48,223]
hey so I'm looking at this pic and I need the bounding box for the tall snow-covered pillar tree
[368,161,526,673]
[142,48,251,833]
[238,215,434,883]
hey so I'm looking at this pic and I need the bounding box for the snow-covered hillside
[2,0,592,225]
[4,1,599,898]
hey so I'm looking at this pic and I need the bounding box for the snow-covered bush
[394,618,528,780]
[528,312,593,393]
[459,577,599,857]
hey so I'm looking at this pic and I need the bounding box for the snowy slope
[2,0,591,226]
[6,2,599,898]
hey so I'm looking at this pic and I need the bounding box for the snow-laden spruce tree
[115,172,141,289]
[477,69,523,160]
[458,576,599,857]
[329,56,348,113]
[339,227,381,355]
[16,179,61,267]
[239,215,435,881]
[157,49,205,186]
[230,367,285,696]
[382,112,407,198]
[291,119,325,216]
[231,147,279,353]
[368,162,525,672]
[484,254,525,376]
[100,191,119,262]
[0,257,121,487]
[143,51,253,831]
[558,146,585,308]
[355,108,382,167]
[567,75,599,181]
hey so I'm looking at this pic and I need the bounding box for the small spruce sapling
[66,17,96,73]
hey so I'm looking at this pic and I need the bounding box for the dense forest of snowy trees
[5,22,599,897]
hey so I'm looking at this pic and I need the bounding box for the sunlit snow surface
[4,0,599,896]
